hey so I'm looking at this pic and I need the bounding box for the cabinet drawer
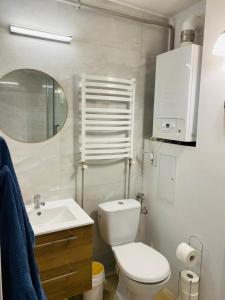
[35,225,92,280]
[42,259,92,300]
[35,225,92,245]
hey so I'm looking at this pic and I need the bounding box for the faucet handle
[34,194,41,201]
[34,194,41,209]
[34,194,45,209]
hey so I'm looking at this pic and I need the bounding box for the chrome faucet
[34,194,45,209]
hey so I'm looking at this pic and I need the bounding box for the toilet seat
[112,242,170,284]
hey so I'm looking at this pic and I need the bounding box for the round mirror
[0,69,68,143]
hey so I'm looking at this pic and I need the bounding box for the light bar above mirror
[9,24,72,43]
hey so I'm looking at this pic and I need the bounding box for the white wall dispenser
[153,44,202,142]
[80,74,136,207]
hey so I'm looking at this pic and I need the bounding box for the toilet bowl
[97,199,171,300]
[113,242,171,300]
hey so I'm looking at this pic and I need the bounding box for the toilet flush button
[118,201,124,205]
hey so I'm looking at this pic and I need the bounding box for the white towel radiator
[80,74,136,206]
[80,74,136,161]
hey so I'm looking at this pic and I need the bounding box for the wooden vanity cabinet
[35,225,93,300]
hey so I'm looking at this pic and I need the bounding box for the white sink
[25,198,94,236]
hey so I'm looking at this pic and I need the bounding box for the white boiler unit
[153,44,202,142]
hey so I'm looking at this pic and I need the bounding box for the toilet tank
[97,199,141,247]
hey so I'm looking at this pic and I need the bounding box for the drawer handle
[36,236,79,248]
[42,270,78,284]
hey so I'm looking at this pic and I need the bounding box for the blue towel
[0,137,34,245]
[0,138,46,300]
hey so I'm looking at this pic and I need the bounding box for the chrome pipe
[81,162,85,208]
[58,0,174,50]
[127,158,132,199]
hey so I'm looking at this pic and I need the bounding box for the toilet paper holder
[177,236,203,300]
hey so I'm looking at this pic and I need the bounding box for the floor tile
[103,274,118,300]
[69,276,176,300]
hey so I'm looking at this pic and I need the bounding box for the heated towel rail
[80,74,136,162]
[79,74,136,207]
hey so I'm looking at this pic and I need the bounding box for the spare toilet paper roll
[176,243,198,267]
[180,270,199,294]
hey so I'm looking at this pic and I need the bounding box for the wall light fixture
[9,24,72,43]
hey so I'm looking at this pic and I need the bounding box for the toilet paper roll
[180,270,199,294]
[176,243,198,267]
[179,291,199,300]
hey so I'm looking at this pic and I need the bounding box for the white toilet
[98,199,171,300]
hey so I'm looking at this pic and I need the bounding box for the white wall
[171,1,206,48]
[144,0,225,299]
[0,0,168,270]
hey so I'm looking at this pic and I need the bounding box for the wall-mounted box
[153,44,202,142]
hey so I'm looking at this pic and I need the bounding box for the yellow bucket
[92,261,104,276]
[83,261,105,300]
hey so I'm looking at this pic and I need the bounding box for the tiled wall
[0,0,168,269]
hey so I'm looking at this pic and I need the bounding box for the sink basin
[28,206,75,226]
[26,198,94,236]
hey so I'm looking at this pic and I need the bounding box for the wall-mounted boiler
[153,44,202,142]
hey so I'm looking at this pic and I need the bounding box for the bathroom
[0,0,224,299]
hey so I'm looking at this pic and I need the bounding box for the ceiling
[108,0,202,17]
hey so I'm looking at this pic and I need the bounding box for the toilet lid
[112,242,170,284]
